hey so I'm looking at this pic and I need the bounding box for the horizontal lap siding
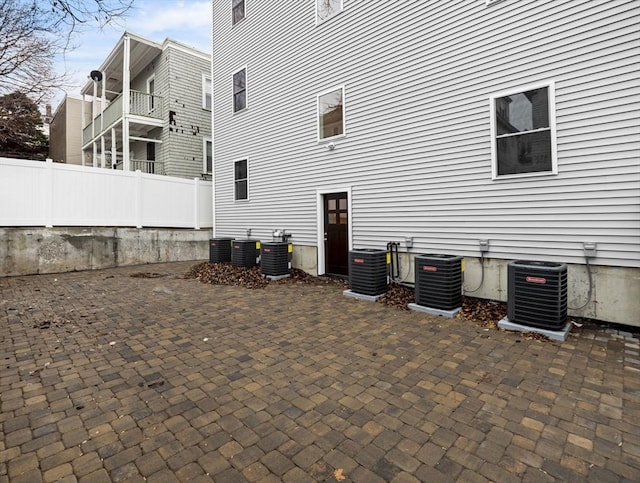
[163,47,211,179]
[212,0,640,267]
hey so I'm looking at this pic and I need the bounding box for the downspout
[210,17,216,237]
[123,34,131,172]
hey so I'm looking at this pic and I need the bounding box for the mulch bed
[183,263,347,290]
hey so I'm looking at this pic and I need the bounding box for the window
[233,68,247,112]
[232,0,245,25]
[204,139,212,174]
[234,159,248,200]
[203,75,212,110]
[316,0,342,24]
[147,75,155,111]
[490,83,557,178]
[318,86,344,140]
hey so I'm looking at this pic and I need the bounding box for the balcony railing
[102,95,123,130]
[82,90,164,145]
[130,91,163,119]
[113,159,164,175]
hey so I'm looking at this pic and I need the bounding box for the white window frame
[202,74,212,111]
[317,85,345,142]
[232,66,248,113]
[234,158,249,202]
[203,138,212,174]
[489,81,558,180]
[146,74,155,112]
[232,0,245,25]
[316,0,343,25]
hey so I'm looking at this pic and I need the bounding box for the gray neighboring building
[81,31,212,179]
[211,0,640,326]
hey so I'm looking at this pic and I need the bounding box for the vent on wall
[414,254,463,310]
[507,260,568,330]
[348,249,388,296]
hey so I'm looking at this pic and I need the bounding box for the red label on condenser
[353,258,365,264]
[526,276,546,284]
[264,248,271,253]
[234,245,240,249]
[423,266,438,272]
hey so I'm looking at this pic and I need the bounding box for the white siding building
[211,0,640,326]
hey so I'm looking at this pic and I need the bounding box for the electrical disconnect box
[479,239,489,253]
[583,242,597,258]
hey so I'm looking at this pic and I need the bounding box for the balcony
[83,90,164,146]
[113,159,165,175]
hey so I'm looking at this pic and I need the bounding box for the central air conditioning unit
[261,242,292,278]
[348,249,388,296]
[232,240,260,268]
[507,260,568,330]
[209,238,233,263]
[414,254,463,310]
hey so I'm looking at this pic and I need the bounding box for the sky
[52,0,211,108]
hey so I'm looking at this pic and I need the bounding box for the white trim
[317,85,346,142]
[130,136,162,143]
[233,157,249,202]
[315,0,344,26]
[202,73,212,110]
[162,40,210,61]
[203,138,212,174]
[489,80,557,180]
[232,66,248,114]
[316,185,352,276]
[146,74,155,112]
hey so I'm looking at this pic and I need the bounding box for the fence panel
[0,157,212,229]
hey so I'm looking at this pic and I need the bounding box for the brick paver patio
[1,261,639,482]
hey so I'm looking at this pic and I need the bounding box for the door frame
[316,185,352,276]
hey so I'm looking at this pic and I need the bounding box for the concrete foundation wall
[291,244,640,327]
[0,227,211,276]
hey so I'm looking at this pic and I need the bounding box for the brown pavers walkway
[1,261,639,482]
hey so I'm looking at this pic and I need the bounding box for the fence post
[136,170,143,228]
[194,177,200,230]
[45,158,54,227]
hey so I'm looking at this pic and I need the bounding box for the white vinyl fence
[0,158,212,229]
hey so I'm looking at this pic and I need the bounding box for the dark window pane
[234,93,246,111]
[233,70,245,92]
[496,88,549,135]
[338,198,347,210]
[235,180,247,200]
[233,69,246,112]
[234,159,247,180]
[497,130,552,175]
[328,213,337,224]
[339,213,347,224]
[206,141,212,173]
[327,199,336,210]
[232,0,244,24]
[319,89,343,139]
